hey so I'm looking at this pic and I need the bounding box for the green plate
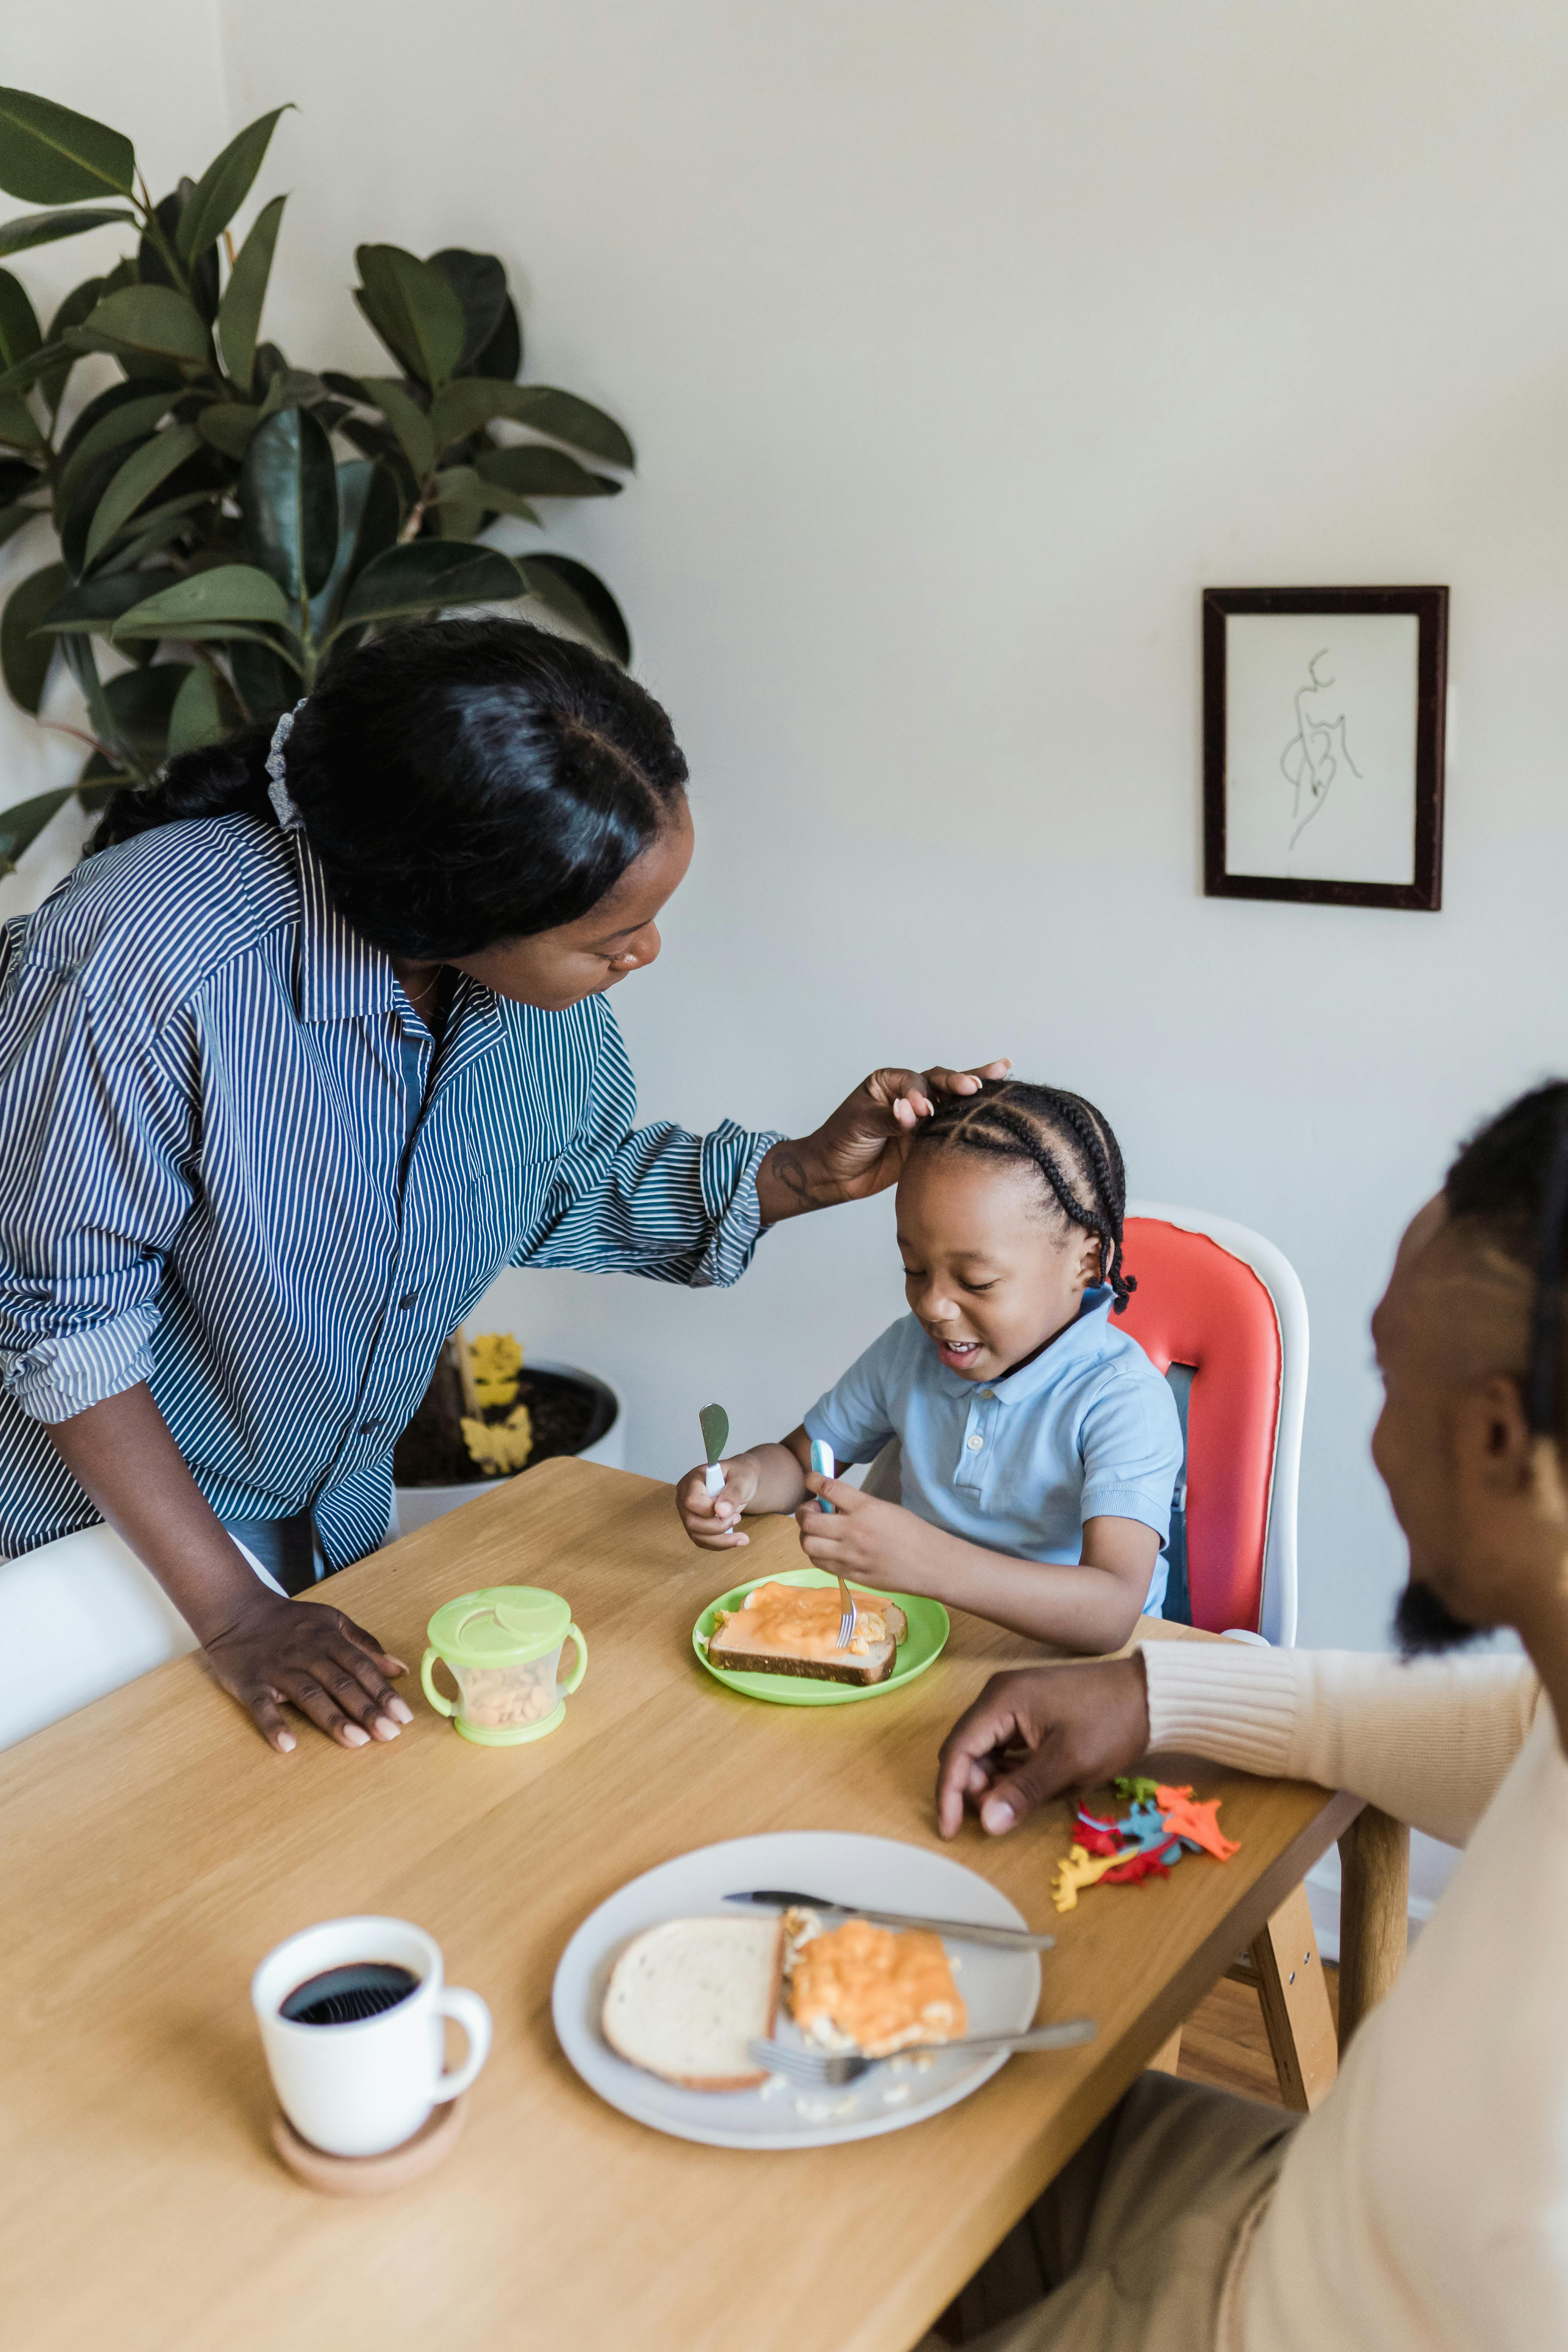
[692,1566,950,1706]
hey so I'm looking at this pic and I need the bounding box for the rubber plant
[0,86,634,875]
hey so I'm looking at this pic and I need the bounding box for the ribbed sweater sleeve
[1140,1641,1542,1846]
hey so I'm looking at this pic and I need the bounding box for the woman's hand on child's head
[675,1456,759,1549]
[934,1657,1151,1838]
[795,1472,913,1587]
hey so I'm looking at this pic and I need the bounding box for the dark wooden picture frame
[1202,586,1448,911]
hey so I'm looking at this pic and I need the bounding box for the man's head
[1372,1083,1568,1653]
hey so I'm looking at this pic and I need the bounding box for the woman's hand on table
[934,1656,1150,1838]
[754,1059,1011,1221]
[201,1591,413,1754]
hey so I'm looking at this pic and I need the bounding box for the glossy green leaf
[239,407,338,601]
[1,559,68,711]
[519,554,631,665]
[57,443,131,568]
[354,244,464,390]
[178,107,290,262]
[90,490,218,577]
[307,457,401,635]
[0,203,136,260]
[0,339,67,397]
[139,183,219,326]
[66,284,211,368]
[84,423,204,565]
[0,785,74,873]
[474,444,621,499]
[166,660,237,758]
[0,89,134,204]
[197,402,261,459]
[40,276,105,411]
[350,376,435,480]
[0,455,34,500]
[468,293,520,385]
[111,562,294,641]
[228,636,298,724]
[0,392,42,450]
[428,378,633,466]
[36,570,176,636]
[217,192,285,394]
[55,388,182,518]
[101,661,184,764]
[428,249,508,374]
[0,499,43,554]
[430,463,539,527]
[0,269,40,368]
[336,539,522,633]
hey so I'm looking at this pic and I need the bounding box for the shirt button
[967,1434,984,1452]
[396,1292,417,1310]
[358,1419,381,1434]
[980,1388,995,1400]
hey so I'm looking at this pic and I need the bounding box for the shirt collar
[928,1286,1117,1403]
[295,834,398,1024]
[291,835,506,1072]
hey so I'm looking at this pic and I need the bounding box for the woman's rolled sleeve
[519,1002,781,1287]
[0,953,193,1425]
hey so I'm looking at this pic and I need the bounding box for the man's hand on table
[200,1591,412,1753]
[935,1655,1151,1837]
[755,1059,1012,1221]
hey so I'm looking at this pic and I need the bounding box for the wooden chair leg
[1243,1882,1337,2110]
[1146,2025,1183,2074]
[1337,1803,1410,2052]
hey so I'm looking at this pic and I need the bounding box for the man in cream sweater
[933,1080,1568,2350]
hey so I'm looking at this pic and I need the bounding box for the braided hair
[908,1079,1137,1313]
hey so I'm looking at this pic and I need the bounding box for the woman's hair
[89,618,690,959]
[908,1079,1136,1311]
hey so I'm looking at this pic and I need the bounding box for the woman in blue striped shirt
[0,618,1002,1754]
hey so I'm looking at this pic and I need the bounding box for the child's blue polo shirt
[802,1287,1183,1615]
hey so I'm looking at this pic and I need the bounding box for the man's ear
[1452,1375,1535,1496]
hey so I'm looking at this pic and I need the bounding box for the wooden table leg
[1248,1882,1337,2110]
[1337,1804,1410,2052]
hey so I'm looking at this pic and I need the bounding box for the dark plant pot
[392,1358,623,1537]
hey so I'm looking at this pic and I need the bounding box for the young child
[675,1080,1183,1652]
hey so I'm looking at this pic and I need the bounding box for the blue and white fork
[811,1439,857,1648]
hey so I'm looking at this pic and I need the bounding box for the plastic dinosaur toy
[1051,1784,1241,1911]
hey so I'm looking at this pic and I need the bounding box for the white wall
[9,2,1568,1651]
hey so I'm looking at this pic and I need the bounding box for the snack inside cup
[421,1588,586,1746]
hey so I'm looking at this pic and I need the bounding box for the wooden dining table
[0,1457,1360,2352]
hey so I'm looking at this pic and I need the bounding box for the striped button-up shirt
[0,813,776,1567]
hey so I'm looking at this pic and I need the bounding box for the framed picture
[1202,586,1448,911]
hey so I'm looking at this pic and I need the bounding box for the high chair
[1121,1202,1402,2104]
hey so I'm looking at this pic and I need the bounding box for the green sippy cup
[421,1586,587,1746]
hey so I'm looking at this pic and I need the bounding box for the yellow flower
[461,1403,534,1477]
[468,1331,523,1409]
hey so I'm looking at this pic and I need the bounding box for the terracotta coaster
[270,2094,467,2196]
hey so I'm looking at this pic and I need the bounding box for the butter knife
[723,1888,1054,1952]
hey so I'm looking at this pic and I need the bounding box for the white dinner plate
[551,1830,1048,2150]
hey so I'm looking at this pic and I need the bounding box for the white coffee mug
[252,1915,491,2158]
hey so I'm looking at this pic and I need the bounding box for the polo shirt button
[967,1433,984,1451]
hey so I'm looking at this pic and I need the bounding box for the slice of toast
[708,1581,909,1686]
[601,1915,784,2090]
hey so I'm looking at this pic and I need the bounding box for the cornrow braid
[910,1080,1137,1312]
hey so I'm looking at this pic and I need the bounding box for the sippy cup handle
[421,1647,457,1717]
[559,1624,587,1695]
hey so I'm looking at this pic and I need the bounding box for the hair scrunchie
[265,699,309,832]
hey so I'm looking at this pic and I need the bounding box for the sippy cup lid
[425,1586,572,1667]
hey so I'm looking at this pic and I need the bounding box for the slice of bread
[601,1916,784,2090]
[708,1581,909,1686]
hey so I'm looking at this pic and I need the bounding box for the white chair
[0,1524,282,1752]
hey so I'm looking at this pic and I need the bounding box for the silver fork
[748,2019,1096,2088]
[835,1575,857,1651]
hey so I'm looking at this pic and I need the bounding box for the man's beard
[1394,1578,1483,1657]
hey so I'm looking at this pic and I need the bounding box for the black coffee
[281,1962,419,2027]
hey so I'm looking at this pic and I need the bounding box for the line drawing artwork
[1279,647,1362,850]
